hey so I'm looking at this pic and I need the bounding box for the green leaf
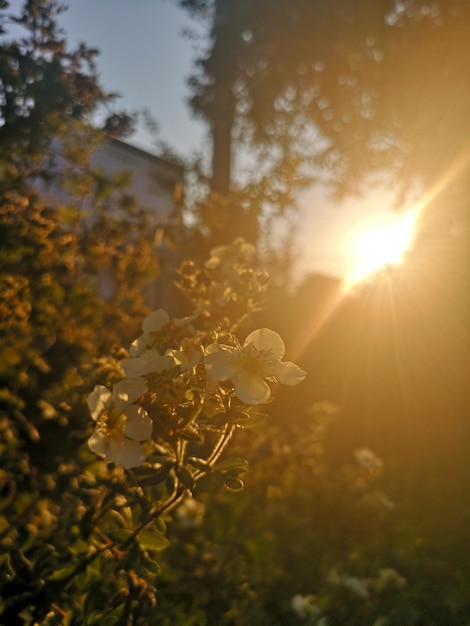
[141,550,162,575]
[107,529,133,545]
[214,457,249,475]
[138,529,170,552]
[47,564,77,582]
[87,604,125,626]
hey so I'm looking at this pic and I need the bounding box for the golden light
[347,209,419,285]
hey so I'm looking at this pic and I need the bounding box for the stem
[121,476,186,549]
[194,423,236,481]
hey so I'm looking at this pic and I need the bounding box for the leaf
[214,457,249,475]
[226,409,250,421]
[87,605,125,626]
[140,549,162,575]
[106,529,133,545]
[223,476,245,492]
[210,412,231,427]
[47,564,77,582]
[234,413,267,429]
[137,463,173,486]
[138,529,170,552]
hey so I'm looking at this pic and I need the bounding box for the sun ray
[347,208,420,286]
[292,139,470,364]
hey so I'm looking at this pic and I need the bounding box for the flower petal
[232,370,271,404]
[166,348,201,371]
[87,385,112,421]
[204,344,239,380]
[142,309,169,334]
[123,405,152,441]
[113,377,148,414]
[129,334,148,356]
[272,361,307,386]
[173,314,197,327]
[121,351,176,377]
[107,437,147,468]
[244,328,285,360]
[88,429,108,457]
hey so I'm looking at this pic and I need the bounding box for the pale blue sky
[60,0,207,158]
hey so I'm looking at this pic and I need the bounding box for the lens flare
[348,209,419,285]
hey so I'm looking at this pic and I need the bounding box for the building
[90,138,183,219]
[36,137,185,310]
[90,140,185,309]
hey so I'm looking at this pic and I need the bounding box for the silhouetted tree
[180,0,469,205]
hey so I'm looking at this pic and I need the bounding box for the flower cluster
[87,308,306,469]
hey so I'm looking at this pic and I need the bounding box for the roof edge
[110,138,184,178]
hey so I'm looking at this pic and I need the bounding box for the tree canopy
[0,0,133,183]
[182,0,470,200]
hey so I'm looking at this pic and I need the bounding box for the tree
[180,0,469,210]
[0,0,133,174]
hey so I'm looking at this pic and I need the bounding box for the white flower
[121,350,177,378]
[173,314,197,328]
[175,497,205,529]
[354,448,383,473]
[290,594,321,618]
[204,328,307,404]
[130,308,170,356]
[327,569,370,599]
[87,380,152,469]
[341,575,370,598]
[123,345,201,379]
[373,568,406,591]
[111,378,148,413]
[166,346,201,372]
[142,309,170,334]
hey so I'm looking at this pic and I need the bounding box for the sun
[348,209,419,285]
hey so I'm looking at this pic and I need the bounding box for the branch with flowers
[81,239,306,581]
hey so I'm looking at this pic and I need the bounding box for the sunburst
[347,209,419,285]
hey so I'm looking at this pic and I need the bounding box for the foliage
[0,4,176,622]
[0,0,133,176]
[179,0,470,246]
[0,226,305,623]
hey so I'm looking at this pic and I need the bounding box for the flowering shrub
[79,240,309,621]
[0,232,308,624]
[83,243,306,550]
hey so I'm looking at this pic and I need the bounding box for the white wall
[90,139,182,219]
